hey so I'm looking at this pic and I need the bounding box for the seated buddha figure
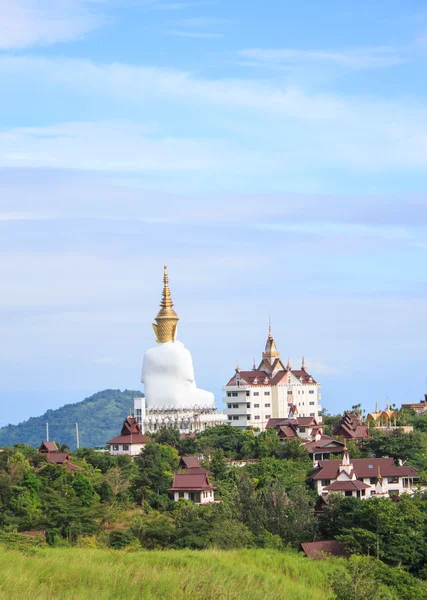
[141,265,214,409]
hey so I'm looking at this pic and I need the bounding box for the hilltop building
[134,265,225,434]
[311,447,419,499]
[333,412,369,440]
[36,441,83,472]
[223,323,322,430]
[106,415,150,456]
[402,392,427,415]
[367,402,412,433]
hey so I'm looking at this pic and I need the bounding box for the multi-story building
[223,324,322,430]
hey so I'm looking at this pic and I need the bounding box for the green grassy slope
[0,547,339,600]
[0,389,143,450]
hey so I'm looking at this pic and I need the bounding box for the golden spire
[268,315,272,339]
[375,399,379,413]
[262,317,280,362]
[152,264,179,343]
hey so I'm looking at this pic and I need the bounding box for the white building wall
[109,443,146,457]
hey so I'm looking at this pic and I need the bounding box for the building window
[246,391,250,397]
[228,415,232,420]
[309,390,315,394]
[266,415,271,419]
[254,403,259,408]
[247,415,251,420]
[321,480,330,487]
[309,401,315,405]
[232,404,238,409]
[232,416,239,421]
[299,427,306,433]
[227,392,232,397]
[264,391,270,396]
[136,409,141,416]
[247,403,251,408]
[265,403,270,407]
[122,444,129,451]
[254,392,259,396]
[369,477,376,485]
[232,392,238,397]
[388,477,398,484]
[287,391,292,395]
[254,416,260,420]
[113,445,119,451]
[310,413,315,417]
[227,404,232,409]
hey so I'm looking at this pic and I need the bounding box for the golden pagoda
[152,264,179,343]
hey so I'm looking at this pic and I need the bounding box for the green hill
[0,547,337,600]
[0,389,143,450]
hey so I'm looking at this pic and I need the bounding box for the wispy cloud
[239,46,404,70]
[0,0,106,49]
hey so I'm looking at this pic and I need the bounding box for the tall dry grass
[0,547,341,599]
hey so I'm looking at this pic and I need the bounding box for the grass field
[0,547,341,600]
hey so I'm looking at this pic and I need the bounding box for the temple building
[106,415,150,456]
[311,447,420,499]
[222,322,322,430]
[134,265,225,434]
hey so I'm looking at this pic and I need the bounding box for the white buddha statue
[141,265,214,409]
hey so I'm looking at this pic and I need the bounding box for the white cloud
[239,46,404,70]
[0,0,106,49]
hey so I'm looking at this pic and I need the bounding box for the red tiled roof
[168,472,215,491]
[226,367,317,387]
[39,441,58,453]
[303,436,345,453]
[106,434,150,445]
[46,452,70,464]
[311,457,418,480]
[266,417,319,430]
[323,479,370,491]
[301,540,348,560]
[180,456,201,469]
[278,425,297,439]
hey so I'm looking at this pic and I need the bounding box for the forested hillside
[0,390,143,449]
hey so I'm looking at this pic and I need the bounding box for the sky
[1,0,427,426]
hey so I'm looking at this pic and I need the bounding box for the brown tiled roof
[46,452,70,464]
[266,417,319,430]
[301,540,348,560]
[180,456,201,469]
[303,436,345,453]
[311,457,418,480]
[39,441,58,453]
[106,434,150,445]
[227,367,317,387]
[120,416,142,436]
[65,462,85,472]
[278,425,297,439]
[323,479,370,491]
[168,472,215,491]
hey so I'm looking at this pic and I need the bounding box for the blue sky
[1,0,427,425]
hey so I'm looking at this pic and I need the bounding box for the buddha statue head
[152,264,179,343]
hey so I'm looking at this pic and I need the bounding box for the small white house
[168,472,218,504]
[106,415,150,457]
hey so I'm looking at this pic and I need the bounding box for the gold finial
[268,316,272,339]
[287,357,291,371]
[302,356,306,370]
[377,465,382,479]
[152,264,179,343]
[375,399,379,413]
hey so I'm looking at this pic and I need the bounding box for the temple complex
[222,322,322,430]
[134,265,225,433]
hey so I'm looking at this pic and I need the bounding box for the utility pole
[76,422,80,449]
[46,422,49,442]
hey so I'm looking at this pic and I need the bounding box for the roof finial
[236,359,241,373]
[302,356,306,370]
[377,465,382,480]
[253,357,257,370]
[268,315,272,339]
[152,264,179,343]
[375,399,379,413]
[287,357,291,371]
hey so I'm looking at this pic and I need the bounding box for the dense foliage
[1,413,427,597]
[0,389,143,449]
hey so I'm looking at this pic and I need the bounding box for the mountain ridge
[0,389,143,449]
